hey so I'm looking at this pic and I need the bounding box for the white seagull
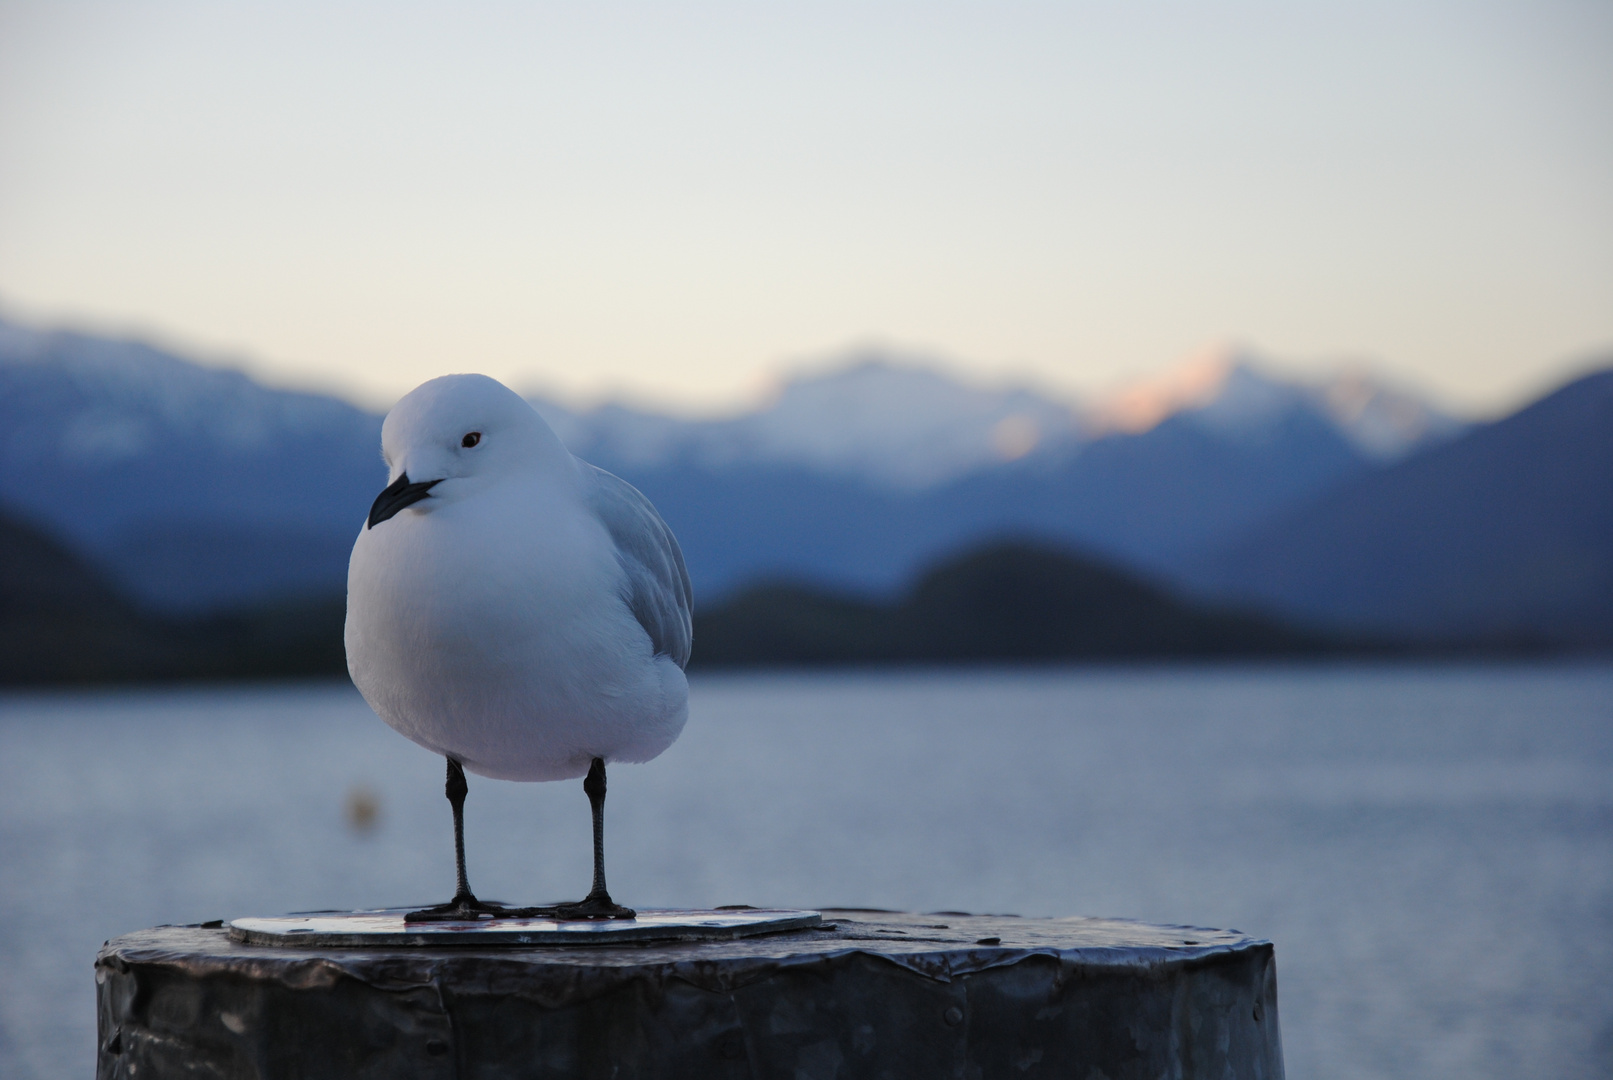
[345,374,692,920]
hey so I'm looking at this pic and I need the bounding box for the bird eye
[462,432,481,448]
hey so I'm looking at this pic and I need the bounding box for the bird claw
[404,895,561,923]
[552,892,636,921]
[403,891,636,923]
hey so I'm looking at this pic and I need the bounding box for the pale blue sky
[1,1,1608,413]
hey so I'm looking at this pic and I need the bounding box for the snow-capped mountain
[1181,367,1613,646]
[533,353,1088,490]
[0,320,378,468]
[1091,349,1466,462]
[0,313,1465,612]
[0,318,384,610]
[535,347,1463,492]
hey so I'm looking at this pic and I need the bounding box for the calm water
[1,666,1611,1078]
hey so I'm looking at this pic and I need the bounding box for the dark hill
[0,511,348,684]
[0,511,167,682]
[693,541,1352,666]
[1180,367,1613,647]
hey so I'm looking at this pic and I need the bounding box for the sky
[0,1,1609,415]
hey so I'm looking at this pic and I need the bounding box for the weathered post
[96,908,1283,1078]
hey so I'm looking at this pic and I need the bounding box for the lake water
[2,665,1611,1078]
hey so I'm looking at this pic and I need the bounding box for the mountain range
[1183,369,1613,646]
[0,316,1462,609]
[532,348,1461,489]
[0,319,385,611]
[1,313,1608,650]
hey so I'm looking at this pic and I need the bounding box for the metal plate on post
[228,907,822,947]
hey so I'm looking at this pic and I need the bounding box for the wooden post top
[97,911,1284,1079]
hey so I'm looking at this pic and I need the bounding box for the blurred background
[1,1,1610,1077]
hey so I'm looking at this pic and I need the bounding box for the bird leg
[554,758,636,920]
[407,758,550,922]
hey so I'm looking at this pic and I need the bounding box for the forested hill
[0,511,344,684]
[691,542,1376,667]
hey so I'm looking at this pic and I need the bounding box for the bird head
[367,373,569,528]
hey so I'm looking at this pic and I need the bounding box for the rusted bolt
[943,1006,964,1026]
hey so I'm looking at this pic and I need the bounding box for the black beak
[367,472,441,529]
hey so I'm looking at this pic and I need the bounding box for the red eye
[462,432,481,448]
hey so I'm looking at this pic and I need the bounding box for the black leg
[554,758,635,920]
[447,758,474,905]
[407,758,555,922]
[585,757,609,900]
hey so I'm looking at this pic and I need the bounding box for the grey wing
[582,462,694,670]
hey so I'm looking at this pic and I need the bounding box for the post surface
[96,910,1283,1079]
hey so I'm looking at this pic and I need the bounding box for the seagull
[345,374,692,921]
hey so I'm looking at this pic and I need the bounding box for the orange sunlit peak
[1090,346,1246,435]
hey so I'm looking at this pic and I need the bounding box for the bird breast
[345,480,683,781]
